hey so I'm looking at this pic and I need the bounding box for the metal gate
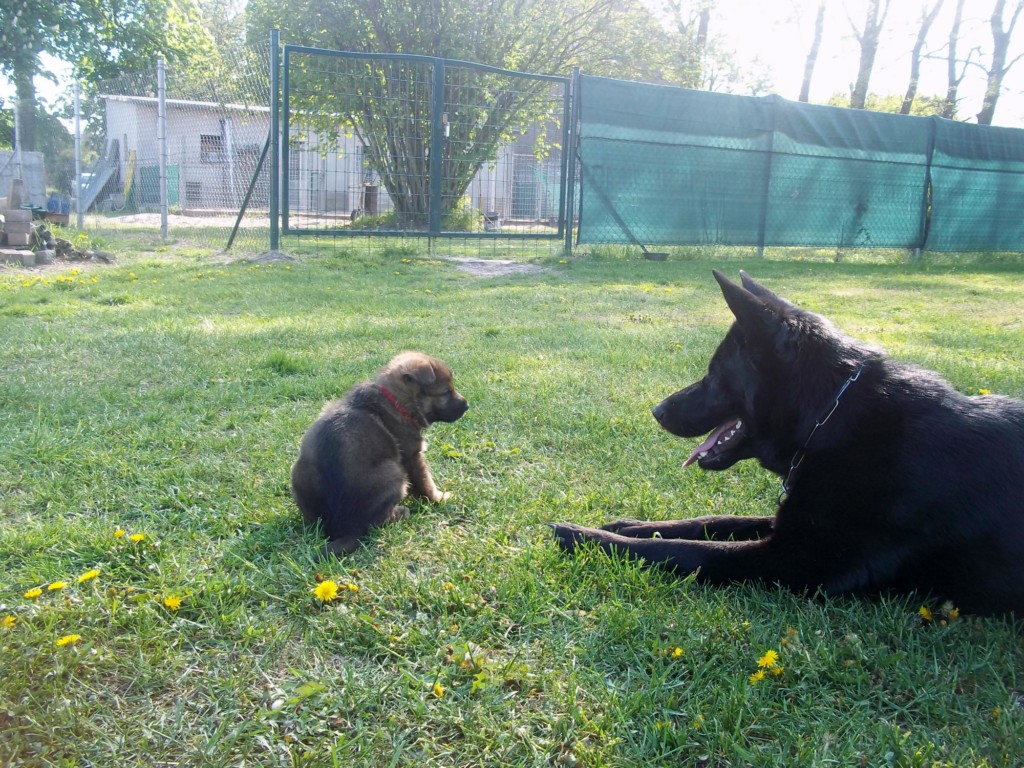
[274,43,572,246]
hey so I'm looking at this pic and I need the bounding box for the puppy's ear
[403,361,437,389]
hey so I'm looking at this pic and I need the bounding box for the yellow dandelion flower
[432,682,445,698]
[47,581,66,591]
[757,650,780,669]
[114,529,125,538]
[749,670,766,685]
[347,582,359,593]
[948,607,960,619]
[2,615,15,629]
[313,580,339,602]
[55,634,82,646]
[24,588,43,599]
[129,533,146,542]
[671,647,684,659]
[772,665,785,676]
[163,595,182,611]
[918,605,933,622]
[979,389,991,395]
[77,569,100,583]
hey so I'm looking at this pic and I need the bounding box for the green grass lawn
[1,242,1023,767]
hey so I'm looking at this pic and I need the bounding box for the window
[200,134,225,163]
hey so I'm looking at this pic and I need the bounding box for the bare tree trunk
[942,0,966,118]
[799,1,826,103]
[977,0,1024,124]
[674,2,714,89]
[902,0,945,114]
[849,0,891,109]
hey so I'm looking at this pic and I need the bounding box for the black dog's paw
[549,522,600,554]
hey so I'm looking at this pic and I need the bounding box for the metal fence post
[74,83,83,230]
[429,59,446,238]
[157,58,169,241]
[562,67,580,256]
[756,95,777,258]
[269,29,280,251]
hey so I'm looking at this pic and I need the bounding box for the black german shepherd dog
[551,270,1024,615]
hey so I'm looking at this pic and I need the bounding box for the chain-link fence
[575,73,1024,255]
[282,47,571,247]
[77,42,272,252]
[0,42,273,255]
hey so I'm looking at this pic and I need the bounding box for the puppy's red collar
[377,385,425,428]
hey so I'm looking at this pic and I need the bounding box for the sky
[714,0,1024,125]
[3,0,1023,127]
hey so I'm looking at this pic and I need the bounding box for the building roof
[100,94,270,114]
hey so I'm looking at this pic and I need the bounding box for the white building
[100,94,561,223]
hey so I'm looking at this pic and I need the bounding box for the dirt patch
[447,257,549,277]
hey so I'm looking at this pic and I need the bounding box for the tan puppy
[291,352,469,556]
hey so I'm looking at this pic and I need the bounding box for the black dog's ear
[712,270,779,338]
[738,270,795,310]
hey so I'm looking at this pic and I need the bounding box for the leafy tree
[0,98,13,149]
[827,91,950,117]
[0,0,216,150]
[247,0,674,226]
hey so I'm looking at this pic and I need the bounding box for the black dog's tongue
[684,419,742,468]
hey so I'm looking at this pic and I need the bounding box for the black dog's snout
[652,403,666,423]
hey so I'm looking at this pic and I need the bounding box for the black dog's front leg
[549,522,803,587]
[600,515,774,541]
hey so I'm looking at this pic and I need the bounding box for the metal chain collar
[779,363,865,502]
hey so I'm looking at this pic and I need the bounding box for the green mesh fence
[928,119,1024,252]
[575,74,1024,253]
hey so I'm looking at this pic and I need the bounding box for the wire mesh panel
[79,43,272,251]
[927,119,1024,252]
[282,47,569,240]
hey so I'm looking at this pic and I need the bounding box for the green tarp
[577,74,1024,253]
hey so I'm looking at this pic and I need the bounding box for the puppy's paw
[434,491,453,503]
[387,505,411,522]
[324,537,360,557]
